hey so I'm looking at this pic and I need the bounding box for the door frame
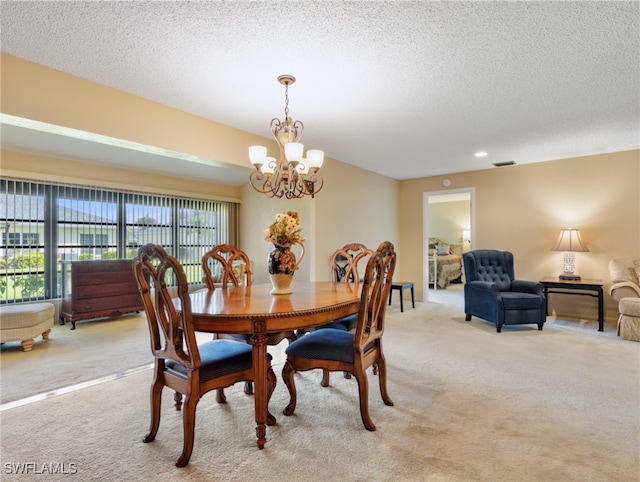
[422,187,475,302]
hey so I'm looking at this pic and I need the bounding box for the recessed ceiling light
[474,151,488,158]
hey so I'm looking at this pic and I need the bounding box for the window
[0,178,235,303]
[2,232,40,246]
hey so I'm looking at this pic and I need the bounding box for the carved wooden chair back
[133,243,272,467]
[202,244,291,398]
[354,240,397,353]
[282,241,397,431]
[330,243,374,283]
[202,244,252,290]
[134,243,200,372]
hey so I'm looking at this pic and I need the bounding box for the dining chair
[313,243,374,386]
[281,241,396,431]
[134,243,276,467]
[202,244,295,397]
[202,243,252,290]
[325,243,374,330]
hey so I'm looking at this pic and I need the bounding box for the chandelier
[248,75,324,199]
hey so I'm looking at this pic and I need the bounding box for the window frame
[0,178,235,304]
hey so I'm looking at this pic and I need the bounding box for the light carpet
[0,301,639,481]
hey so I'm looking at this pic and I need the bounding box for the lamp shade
[284,142,304,162]
[249,145,267,166]
[551,228,588,252]
[306,149,324,169]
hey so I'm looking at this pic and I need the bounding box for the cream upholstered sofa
[609,258,640,341]
[0,303,55,351]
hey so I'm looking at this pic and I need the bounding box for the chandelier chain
[284,83,290,120]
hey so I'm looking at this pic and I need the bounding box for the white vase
[269,273,294,295]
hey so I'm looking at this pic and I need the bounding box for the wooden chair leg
[215,388,227,404]
[266,367,277,426]
[321,369,330,387]
[176,395,198,468]
[354,369,375,431]
[282,361,297,416]
[174,391,183,410]
[376,354,394,407]
[144,378,164,443]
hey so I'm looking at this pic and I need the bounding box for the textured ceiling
[1,1,639,183]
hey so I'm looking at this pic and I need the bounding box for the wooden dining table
[186,281,361,449]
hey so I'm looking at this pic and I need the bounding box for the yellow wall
[399,150,640,323]
[0,150,243,202]
[240,153,399,284]
[1,54,398,284]
[1,53,263,170]
[3,53,639,327]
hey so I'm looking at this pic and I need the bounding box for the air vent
[492,161,516,167]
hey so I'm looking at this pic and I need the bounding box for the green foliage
[0,251,47,298]
[79,253,94,260]
[10,251,45,269]
[12,273,44,298]
[137,216,157,226]
[101,251,118,259]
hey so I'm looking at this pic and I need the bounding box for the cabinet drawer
[71,260,133,273]
[76,271,135,287]
[75,281,139,299]
[75,294,143,314]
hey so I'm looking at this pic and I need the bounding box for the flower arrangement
[264,211,305,248]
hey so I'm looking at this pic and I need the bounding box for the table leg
[252,319,268,449]
[597,287,604,332]
[543,287,550,316]
[410,285,415,308]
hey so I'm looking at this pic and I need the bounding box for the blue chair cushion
[501,292,543,310]
[285,328,355,363]
[317,313,358,331]
[166,339,271,382]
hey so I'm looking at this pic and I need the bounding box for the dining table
[186,281,361,449]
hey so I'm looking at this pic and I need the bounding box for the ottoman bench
[617,297,640,342]
[0,303,55,351]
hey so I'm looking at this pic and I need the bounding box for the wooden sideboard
[60,259,144,329]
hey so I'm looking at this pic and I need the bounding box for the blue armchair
[463,250,546,332]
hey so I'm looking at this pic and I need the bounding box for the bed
[428,237,463,289]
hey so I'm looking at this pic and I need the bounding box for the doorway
[422,188,475,303]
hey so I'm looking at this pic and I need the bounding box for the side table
[539,277,604,331]
[388,282,415,312]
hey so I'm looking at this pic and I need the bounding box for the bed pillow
[436,244,450,256]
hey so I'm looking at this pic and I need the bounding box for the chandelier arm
[291,120,304,143]
[249,171,278,198]
[303,172,324,198]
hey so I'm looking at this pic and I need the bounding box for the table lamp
[551,228,588,280]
